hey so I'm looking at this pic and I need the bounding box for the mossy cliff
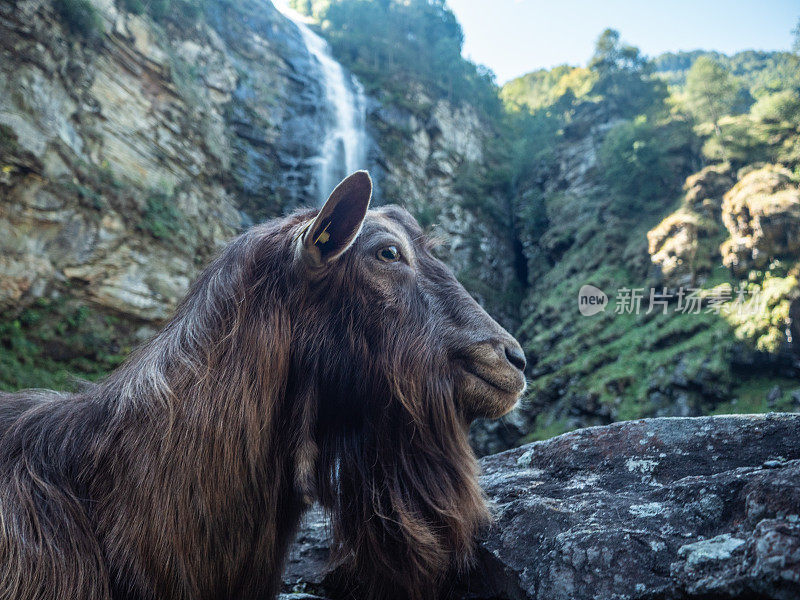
[502,42,800,449]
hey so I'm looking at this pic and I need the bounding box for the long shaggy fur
[0,199,516,600]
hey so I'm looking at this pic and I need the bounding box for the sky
[446,0,799,84]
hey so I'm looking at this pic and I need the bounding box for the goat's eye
[376,245,401,263]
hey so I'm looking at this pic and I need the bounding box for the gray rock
[767,385,782,408]
[283,506,331,591]
[284,414,800,599]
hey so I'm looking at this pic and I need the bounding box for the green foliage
[0,298,128,392]
[698,116,770,164]
[587,29,668,118]
[656,50,800,99]
[290,0,502,118]
[598,116,692,213]
[501,65,596,112]
[139,192,183,240]
[723,272,798,353]
[56,0,103,40]
[697,89,800,167]
[751,89,800,124]
[512,34,798,437]
[712,376,799,415]
[507,108,562,183]
[684,57,750,125]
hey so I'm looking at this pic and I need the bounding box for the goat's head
[293,171,526,427]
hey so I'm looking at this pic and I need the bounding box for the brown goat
[0,172,526,600]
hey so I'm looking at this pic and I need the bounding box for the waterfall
[273,2,368,205]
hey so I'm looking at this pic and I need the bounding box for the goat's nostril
[504,345,526,371]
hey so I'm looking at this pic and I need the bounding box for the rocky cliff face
[0,0,333,324]
[721,165,800,276]
[282,413,800,600]
[648,163,735,289]
[367,91,522,326]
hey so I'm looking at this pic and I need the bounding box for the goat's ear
[300,171,372,268]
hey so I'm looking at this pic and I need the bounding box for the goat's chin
[456,370,523,423]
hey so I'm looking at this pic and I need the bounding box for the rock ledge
[284,414,800,600]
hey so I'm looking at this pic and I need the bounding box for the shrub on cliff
[587,29,668,119]
[751,89,800,125]
[699,91,800,167]
[138,192,184,241]
[56,0,103,40]
[598,116,693,213]
[0,298,127,391]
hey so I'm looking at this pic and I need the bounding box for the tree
[291,0,502,118]
[598,116,693,213]
[751,89,800,125]
[501,66,596,113]
[685,57,744,127]
[587,29,667,118]
[684,57,746,160]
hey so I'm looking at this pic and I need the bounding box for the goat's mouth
[454,360,526,420]
[462,366,524,395]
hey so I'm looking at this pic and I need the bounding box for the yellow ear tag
[313,222,331,246]
[292,221,312,243]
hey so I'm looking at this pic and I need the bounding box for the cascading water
[274,1,368,205]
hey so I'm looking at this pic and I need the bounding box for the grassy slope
[516,181,799,442]
[0,297,130,392]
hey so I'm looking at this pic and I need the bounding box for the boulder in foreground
[284,414,800,599]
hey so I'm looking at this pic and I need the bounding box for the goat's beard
[316,359,490,600]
